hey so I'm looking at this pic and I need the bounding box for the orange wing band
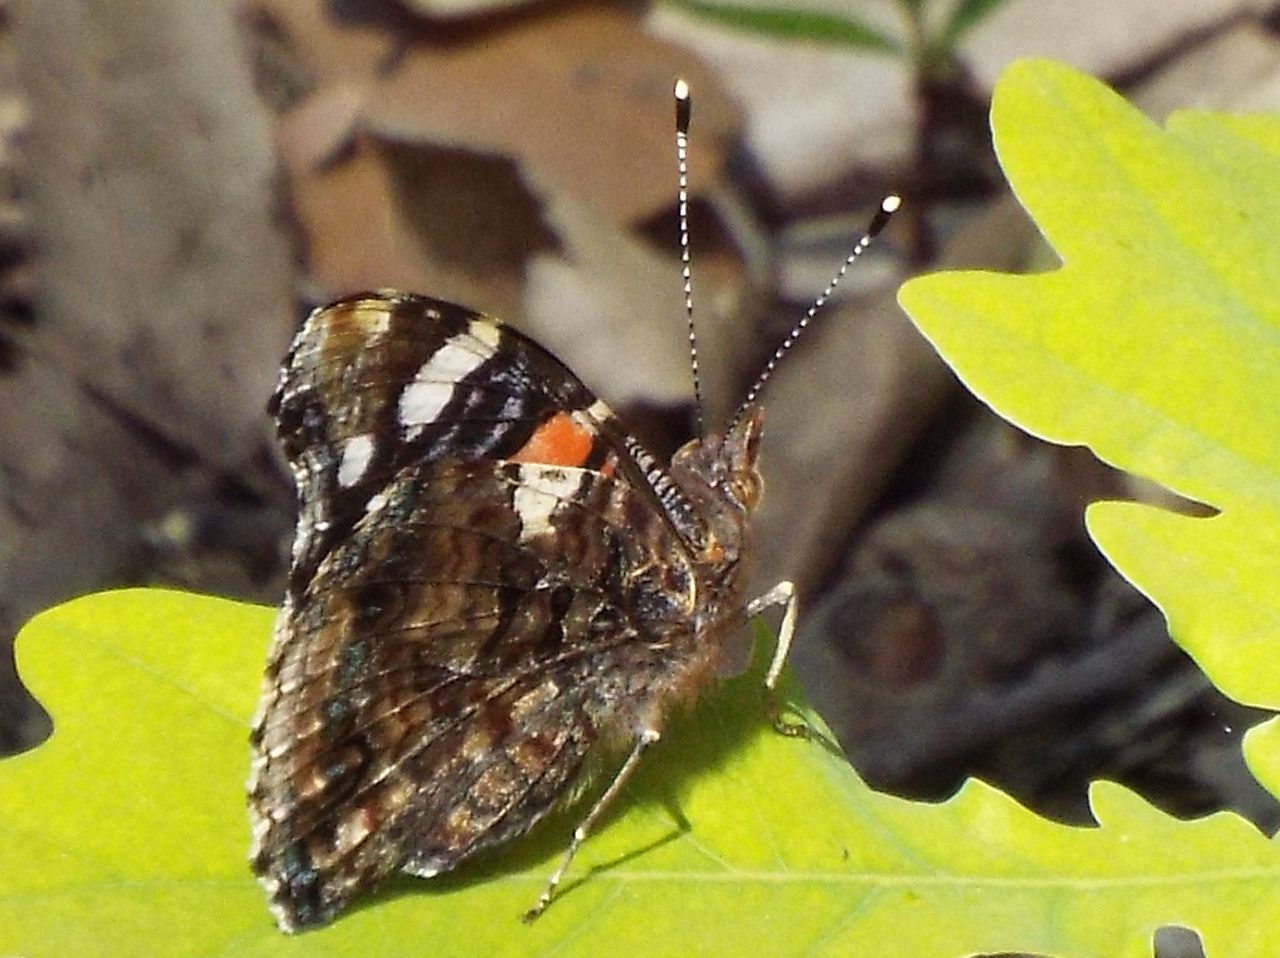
[508,412,595,467]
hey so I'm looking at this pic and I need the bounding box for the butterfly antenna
[726,194,902,434]
[674,78,704,438]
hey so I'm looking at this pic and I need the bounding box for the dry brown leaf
[269,1,747,363]
[293,133,552,316]
[365,5,739,226]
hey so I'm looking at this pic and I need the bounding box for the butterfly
[247,79,899,933]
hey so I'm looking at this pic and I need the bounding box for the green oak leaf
[2,586,1279,957]
[898,59,1280,815]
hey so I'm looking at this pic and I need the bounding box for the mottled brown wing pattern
[249,293,735,931]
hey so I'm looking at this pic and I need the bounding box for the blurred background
[3,0,1279,911]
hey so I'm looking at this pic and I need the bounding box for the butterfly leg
[746,580,808,737]
[523,726,662,922]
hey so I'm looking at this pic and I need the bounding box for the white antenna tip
[674,78,690,101]
[882,194,902,214]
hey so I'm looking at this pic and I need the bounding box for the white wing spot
[337,433,375,488]
[398,380,454,440]
[398,330,496,439]
[584,398,613,423]
[513,465,584,542]
[467,318,502,349]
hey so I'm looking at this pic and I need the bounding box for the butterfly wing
[250,293,701,931]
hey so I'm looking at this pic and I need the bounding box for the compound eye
[730,470,762,510]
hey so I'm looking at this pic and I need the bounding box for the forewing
[269,291,667,599]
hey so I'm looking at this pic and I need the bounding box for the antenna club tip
[674,78,691,132]
[882,194,902,214]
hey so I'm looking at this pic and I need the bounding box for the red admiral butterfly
[248,79,899,932]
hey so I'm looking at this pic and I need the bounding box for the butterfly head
[669,403,764,567]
